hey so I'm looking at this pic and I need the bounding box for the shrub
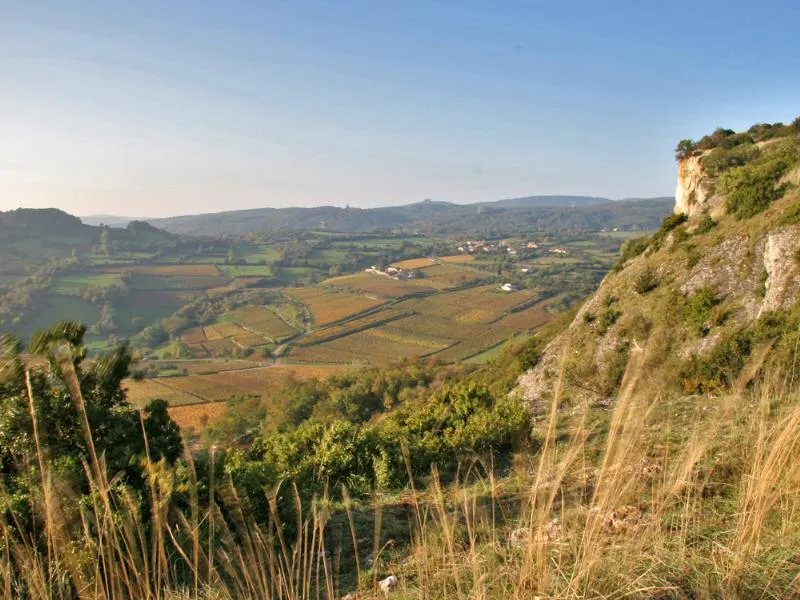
[756,270,768,300]
[696,128,736,151]
[684,244,702,268]
[597,295,621,336]
[715,137,800,220]
[685,286,719,336]
[781,202,800,225]
[634,266,658,294]
[650,213,689,251]
[695,213,717,234]
[702,143,760,177]
[614,235,650,271]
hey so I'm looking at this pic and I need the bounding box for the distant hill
[81,215,149,228]
[473,195,609,209]
[0,209,175,274]
[147,196,674,235]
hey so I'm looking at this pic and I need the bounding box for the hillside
[518,121,800,410]
[146,196,673,235]
[0,209,174,270]
[3,121,800,599]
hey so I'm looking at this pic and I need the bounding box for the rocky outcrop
[760,228,800,317]
[674,155,707,217]
[515,135,800,411]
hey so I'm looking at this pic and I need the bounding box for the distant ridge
[146,195,673,235]
[81,215,149,228]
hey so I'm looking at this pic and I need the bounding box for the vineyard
[285,288,384,325]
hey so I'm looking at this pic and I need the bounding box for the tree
[0,323,184,514]
[675,139,697,160]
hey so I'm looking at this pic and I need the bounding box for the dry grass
[168,401,228,430]
[5,340,800,599]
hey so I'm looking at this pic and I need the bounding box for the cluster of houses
[364,265,417,280]
[458,239,543,256]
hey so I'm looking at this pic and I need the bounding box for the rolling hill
[145,196,673,235]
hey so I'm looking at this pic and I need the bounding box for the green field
[19,295,100,339]
[50,272,123,294]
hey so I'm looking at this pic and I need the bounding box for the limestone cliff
[517,125,800,411]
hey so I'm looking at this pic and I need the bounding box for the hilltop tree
[675,139,697,160]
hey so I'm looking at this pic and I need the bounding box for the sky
[1,1,799,218]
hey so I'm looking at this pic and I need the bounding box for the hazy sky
[1,1,798,217]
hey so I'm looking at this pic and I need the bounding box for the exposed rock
[759,228,800,316]
[378,575,398,595]
[675,155,709,217]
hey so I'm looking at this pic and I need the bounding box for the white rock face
[760,228,800,317]
[674,155,706,216]
[378,575,398,595]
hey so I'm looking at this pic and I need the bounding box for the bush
[650,213,689,251]
[614,236,651,271]
[719,138,799,219]
[685,286,719,336]
[597,296,621,336]
[702,143,760,177]
[695,213,717,234]
[634,266,658,294]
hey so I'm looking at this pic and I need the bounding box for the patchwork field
[126,363,352,405]
[284,283,551,365]
[322,272,436,297]
[286,288,384,325]
[229,307,299,339]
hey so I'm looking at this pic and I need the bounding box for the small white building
[500,283,519,292]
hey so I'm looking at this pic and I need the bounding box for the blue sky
[1,0,798,217]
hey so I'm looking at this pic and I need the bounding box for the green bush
[614,235,651,271]
[695,213,717,234]
[756,270,768,300]
[650,213,689,251]
[702,143,760,177]
[685,286,719,336]
[634,266,658,294]
[597,296,621,336]
[719,137,800,219]
[681,305,800,394]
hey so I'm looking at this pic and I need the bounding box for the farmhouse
[500,283,519,292]
[549,247,568,255]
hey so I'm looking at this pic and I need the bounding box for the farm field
[322,272,436,297]
[390,257,439,269]
[126,363,353,405]
[168,402,228,431]
[283,283,552,365]
[50,272,123,294]
[229,306,299,338]
[285,288,384,326]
